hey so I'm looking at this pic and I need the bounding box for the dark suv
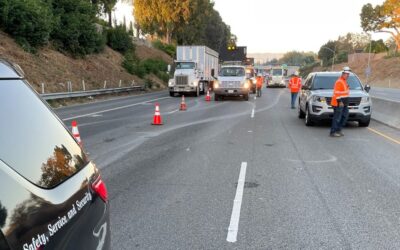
[0,60,110,250]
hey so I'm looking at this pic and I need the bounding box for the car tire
[195,87,200,97]
[305,105,314,126]
[298,103,305,119]
[244,94,249,101]
[169,91,175,97]
[359,119,370,127]
[214,94,219,101]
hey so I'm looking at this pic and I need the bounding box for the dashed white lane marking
[251,108,255,118]
[90,114,103,118]
[63,96,171,121]
[227,162,248,243]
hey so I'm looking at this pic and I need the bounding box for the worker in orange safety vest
[330,66,351,137]
[288,71,302,109]
[256,74,263,97]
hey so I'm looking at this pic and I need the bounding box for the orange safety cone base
[180,103,187,111]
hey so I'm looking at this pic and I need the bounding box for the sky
[213,0,390,53]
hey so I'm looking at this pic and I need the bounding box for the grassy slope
[0,31,173,93]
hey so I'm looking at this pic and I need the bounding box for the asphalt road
[370,87,400,102]
[56,89,400,249]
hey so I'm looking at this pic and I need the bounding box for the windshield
[176,62,195,69]
[0,80,88,188]
[272,69,283,76]
[219,67,245,77]
[312,75,363,90]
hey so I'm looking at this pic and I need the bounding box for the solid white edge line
[227,162,247,243]
[63,96,171,121]
[251,109,255,118]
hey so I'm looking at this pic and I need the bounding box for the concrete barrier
[371,97,400,129]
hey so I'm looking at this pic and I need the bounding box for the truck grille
[326,97,361,106]
[175,75,189,85]
[220,81,241,88]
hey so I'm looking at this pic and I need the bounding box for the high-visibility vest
[289,76,301,93]
[331,77,350,107]
[256,76,263,88]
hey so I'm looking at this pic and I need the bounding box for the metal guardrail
[40,86,144,100]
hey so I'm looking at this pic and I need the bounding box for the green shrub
[141,58,167,75]
[144,77,154,89]
[122,51,146,78]
[0,0,53,52]
[51,0,105,56]
[156,71,169,83]
[152,40,176,57]
[106,25,134,53]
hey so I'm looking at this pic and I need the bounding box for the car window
[176,62,195,69]
[303,75,313,88]
[272,69,282,76]
[219,67,245,76]
[312,75,363,90]
[0,80,88,188]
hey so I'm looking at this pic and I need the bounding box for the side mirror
[364,84,371,93]
[301,85,308,90]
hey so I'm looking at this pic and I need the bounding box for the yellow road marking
[368,127,400,145]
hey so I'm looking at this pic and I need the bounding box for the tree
[318,40,337,66]
[365,39,388,53]
[51,0,105,56]
[0,0,53,52]
[134,0,191,44]
[361,0,400,49]
[279,51,316,66]
[99,0,117,27]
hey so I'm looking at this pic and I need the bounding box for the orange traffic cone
[180,95,187,111]
[152,103,163,125]
[205,89,211,102]
[71,120,83,147]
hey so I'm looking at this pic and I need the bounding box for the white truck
[168,46,219,97]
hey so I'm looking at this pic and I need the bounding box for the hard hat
[294,71,299,76]
[342,66,352,74]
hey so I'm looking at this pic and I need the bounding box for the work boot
[330,132,341,137]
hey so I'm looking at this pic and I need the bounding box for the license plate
[228,90,234,93]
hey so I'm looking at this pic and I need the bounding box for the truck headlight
[243,81,250,89]
[214,81,219,89]
[192,81,198,87]
[168,79,174,87]
[312,96,327,103]
[361,96,370,103]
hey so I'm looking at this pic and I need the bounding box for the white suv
[298,72,372,127]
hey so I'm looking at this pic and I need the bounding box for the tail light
[91,175,108,202]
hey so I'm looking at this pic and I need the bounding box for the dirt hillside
[313,53,400,88]
[0,31,173,93]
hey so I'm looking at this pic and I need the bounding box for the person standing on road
[256,74,263,97]
[289,72,302,109]
[330,67,351,137]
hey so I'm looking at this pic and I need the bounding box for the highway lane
[370,86,400,102]
[55,88,400,249]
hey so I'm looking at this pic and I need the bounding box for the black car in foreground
[0,59,110,250]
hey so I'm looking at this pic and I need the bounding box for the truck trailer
[168,46,219,97]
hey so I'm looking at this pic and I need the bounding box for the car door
[299,74,313,111]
